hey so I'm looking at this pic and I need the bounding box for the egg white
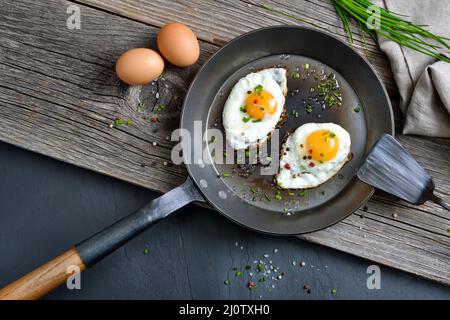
[276,123,351,189]
[222,68,287,150]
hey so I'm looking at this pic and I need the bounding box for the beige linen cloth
[373,0,450,137]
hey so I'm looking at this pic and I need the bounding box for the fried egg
[276,123,351,189]
[222,68,287,150]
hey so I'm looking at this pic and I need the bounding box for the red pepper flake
[308,149,313,154]
[150,116,159,123]
[248,281,256,289]
[284,163,291,170]
[309,162,315,167]
[253,99,258,104]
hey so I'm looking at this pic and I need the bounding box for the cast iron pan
[0,26,393,299]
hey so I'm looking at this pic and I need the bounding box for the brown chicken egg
[157,22,200,67]
[115,48,164,85]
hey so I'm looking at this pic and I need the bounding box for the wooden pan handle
[0,248,86,300]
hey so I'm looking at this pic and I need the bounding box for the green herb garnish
[264,194,271,202]
[257,263,264,272]
[298,190,306,197]
[127,119,133,126]
[242,117,250,123]
[143,248,149,254]
[114,118,125,126]
[275,191,282,200]
[155,104,166,112]
[354,106,361,113]
[235,271,242,277]
[245,150,250,158]
[222,172,231,177]
[254,84,263,95]
[292,71,300,80]
[261,4,320,28]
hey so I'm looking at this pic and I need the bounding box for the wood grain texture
[0,248,86,300]
[0,0,448,286]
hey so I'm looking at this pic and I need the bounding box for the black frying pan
[0,26,393,299]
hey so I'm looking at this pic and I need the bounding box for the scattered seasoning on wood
[331,288,337,294]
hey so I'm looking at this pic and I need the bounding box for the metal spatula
[357,134,450,211]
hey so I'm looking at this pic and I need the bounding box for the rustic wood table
[0,0,449,286]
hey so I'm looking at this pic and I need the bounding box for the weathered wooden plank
[0,0,449,286]
[78,0,398,92]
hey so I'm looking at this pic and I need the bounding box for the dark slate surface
[0,142,448,300]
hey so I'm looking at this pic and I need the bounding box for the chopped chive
[288,192,295,196]
[254,84,263,95]
[252,119,262,123]
[292,71,300,79]
[242,117,250,123]
[331,289,337,294]
[235,271,242,277]
[211,136,216,142]
[283,208,289,214]
[143,248,149,254]
[155,104,166,112]
[257,263,264,272]
[250,187,257,193]
[275,191,282,200]
[354,106,361,113]
[222,172,231,177]
[245,150,250,158]
[298,190,306,197]
[304,63,310,70]
[127,119,133,126]
[264,194,271,202]
[114,118,125,126]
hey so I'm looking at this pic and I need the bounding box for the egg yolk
[305,130,339,162]
[245,89,277,120]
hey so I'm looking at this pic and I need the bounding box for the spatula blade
[357,134,434,204]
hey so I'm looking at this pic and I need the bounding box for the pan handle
[0,178,204,300]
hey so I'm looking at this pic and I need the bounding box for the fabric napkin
[373,0,450,137]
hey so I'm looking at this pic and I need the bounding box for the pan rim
[180,25,394,235]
